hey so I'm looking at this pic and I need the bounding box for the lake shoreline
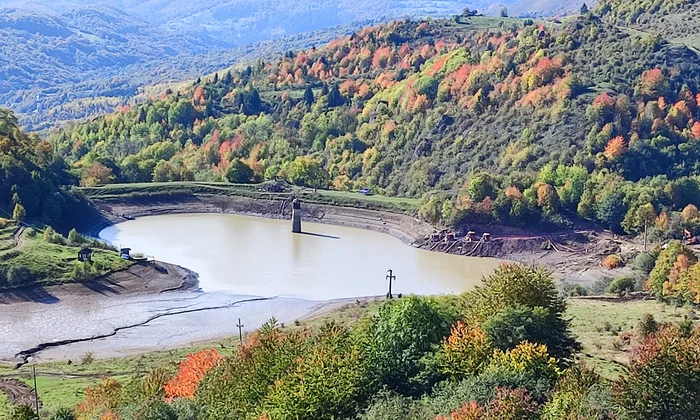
[84,192,434,245]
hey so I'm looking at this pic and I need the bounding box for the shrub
[568,284,588,296]
[11,405,38,420]
[49,408,76,420]
[634,252,657,274]
[590,277,613,295]
[7,265,33,287]
[637,314,658,338]
[484,388,540,419]
[81,352,95,365]
[359,391,427,420]
[541,364,618,420]
[602,255,623,269]
[607,276,636,295]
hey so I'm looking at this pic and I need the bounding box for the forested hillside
[0,109,83,227]
[53,2,700,235]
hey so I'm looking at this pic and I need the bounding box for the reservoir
[100,213,502,300]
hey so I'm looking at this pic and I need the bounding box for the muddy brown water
[100,213,502,300]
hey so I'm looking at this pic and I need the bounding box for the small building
[482,233,491,242]
[120,248,132,260]
[466,231,476,242]
[78,247,93,263]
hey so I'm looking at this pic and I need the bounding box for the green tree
[465,174,497,202]
[482,306,578,360]
[359,296,452,396]
[280,156,328,188]
[647,241,697,298]
[327,84,345,107]
[261,325,369,419]
[304,86,315,107]
[67,228,83,245]
[225,160,254,184]
[596,191,626,232]
[13,202,26,221]
[419,194,442,224]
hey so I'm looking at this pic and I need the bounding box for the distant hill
[1,1,590,129]
[7,1,590,44]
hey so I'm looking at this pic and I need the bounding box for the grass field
[79,181,420,213]
[566,298,694,379]
[0,221,131,289]
[0,391,11,418]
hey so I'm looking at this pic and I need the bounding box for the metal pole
[386,269,395,299]
[32,364,39,416]
[236,318,244,345]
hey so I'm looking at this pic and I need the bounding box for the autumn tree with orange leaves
[164,348,222,400]
[603,136,627,160]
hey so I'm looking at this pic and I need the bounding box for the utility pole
[236,318,244,345]
[643,220,648,251]
[386,269,396,299]
[32,364,39,416]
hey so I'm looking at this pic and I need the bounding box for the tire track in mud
[0,378,39,409]
[15,296,278,364]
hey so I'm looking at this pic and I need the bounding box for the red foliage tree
[164,348,222,400]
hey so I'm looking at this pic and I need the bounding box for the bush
[637,314,658,338]
[50,408,76,420]
[607,276,637,295]
[359,390,427,420]
[568,284,588,297]
[11,405,38,420]
[7,265,34,287]
[81,352,95,365]
[541,365,618,420]
[602,255,624,269]
[634,252,656,274]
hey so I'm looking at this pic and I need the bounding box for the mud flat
[0,261,335,362]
